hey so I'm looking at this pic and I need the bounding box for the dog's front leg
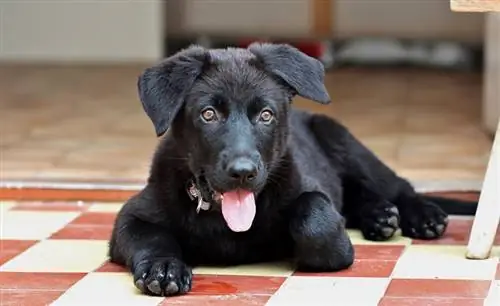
[289,191,354,272]
[109,201,192,297]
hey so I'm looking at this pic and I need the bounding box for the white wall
[0,0,164,62]
[335,0,484,43]
[483,13,500,134]
[171,0,484,43]
[184,0,309,36]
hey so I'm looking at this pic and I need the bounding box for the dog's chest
[177,212,291,265]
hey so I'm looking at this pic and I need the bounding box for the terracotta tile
[379,297,485,306]
[385,279,492,298]
[190,275,285,295]
[0,272,85,290]
[163,294,271,305]
[0,187,136,202]
[50,224,113,240]
[294,245,404,278]
[95,261,128,273]
[354,245,406,260]
[424,192,480,202]
[295,259,396,278]
[0,240,38,266]
[48,211,116,240]
[0,290,65,306]
[69,212,117,226]
[10,201,91,212]
[412,218,500,246]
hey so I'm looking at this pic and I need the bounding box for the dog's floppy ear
[138,45,208,136]
[247,43,330,104]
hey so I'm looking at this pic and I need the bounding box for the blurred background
[0,0,499,191]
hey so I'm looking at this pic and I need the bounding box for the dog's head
[138,43,330,230]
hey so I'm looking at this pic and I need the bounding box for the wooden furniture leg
[466,122,500,259]
[451,0,500,260]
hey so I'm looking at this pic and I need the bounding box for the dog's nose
[227,158,258,182]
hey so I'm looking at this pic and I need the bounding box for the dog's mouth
[189,176,257,232]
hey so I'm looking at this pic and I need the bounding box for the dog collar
[186,179,211,213]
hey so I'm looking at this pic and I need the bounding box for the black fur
[109,43,476,297]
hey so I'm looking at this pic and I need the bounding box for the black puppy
[109,43,476,297]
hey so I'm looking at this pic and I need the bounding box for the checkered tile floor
[1,200,500,306]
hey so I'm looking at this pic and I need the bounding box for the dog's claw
[133,258,192,297]
[147,280,162,295]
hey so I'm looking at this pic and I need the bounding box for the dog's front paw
[133,257,192,297]
[359,201,400,241]
[400,200,448,240]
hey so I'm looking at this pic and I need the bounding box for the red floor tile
[424,192,480,203]
[412,218,500,246]
[384,279,492,299]
[50,212,115,240]
[295,259,397,278]
[0,187,135,202]
[353,245,406,260]
[0,290,65,306]
[95,261,128,273]
[70,212,117,226]
[0,272,85,290]
[379,297,485,306]
[0,240,38,266]
[50,225,113,240]
[190,275,285,295]
[162,294,271,305]
[10,201,91,212]
[294,245,403,277]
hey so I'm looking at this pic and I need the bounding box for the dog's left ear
[138,45,208,136]
[248,43,330,104]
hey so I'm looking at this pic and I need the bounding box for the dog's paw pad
[360,202,400,241]
[400,201,448,240]
[133,258,192,297]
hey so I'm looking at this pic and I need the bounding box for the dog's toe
[360,201,400,241]
[133,258,192,297]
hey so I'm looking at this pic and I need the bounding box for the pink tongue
[221,190,256,232]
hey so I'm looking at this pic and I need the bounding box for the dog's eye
[201,108,217,122]
[259,110,274,123]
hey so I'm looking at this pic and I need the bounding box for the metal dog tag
[196,198,211,213]
[188,181,211,213]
